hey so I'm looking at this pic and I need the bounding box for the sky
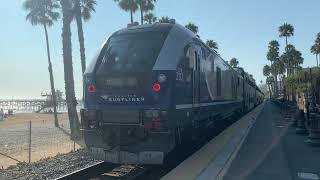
[0,0,320,99]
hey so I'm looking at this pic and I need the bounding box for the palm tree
[229,58,239,68]
[276,60,286,94]
[263,65,271,77]
[23,0,59,127]
[114,0,138,24]
[281,44,296,76]
[311,45,319,67]
[158,16,171,23]
[311,33,320,67]
[137,0,155,25]
[266,40,280,96]
[144,12,157,24]
[263,64,272,96]
[266,76,274,99]
[61,0,81,140]
[185,22,198,34]
[73,0,96,74]
[279,23,294,49]
[292,50,303,73]
[266,40,280,65]
[206,40,218,50]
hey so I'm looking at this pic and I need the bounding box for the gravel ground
[0,149,100,180]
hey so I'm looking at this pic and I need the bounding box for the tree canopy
[263,65,271,77]
[115,0,138,13]
[266,40,280,63]
[279,23,294,39]
[75,0,96,22]
[137,0,156,24]
[185,22,198,34]
[206,40,218,50]
[144,12,157,24]
[158,16,171,23]
[285,68,320,94]
[229,58,239,68]
[23,0,60,27]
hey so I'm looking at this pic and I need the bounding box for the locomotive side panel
[81,23,264,165]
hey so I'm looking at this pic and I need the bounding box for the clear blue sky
[1,0,320,99]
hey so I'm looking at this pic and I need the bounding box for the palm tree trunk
[316,54,319,67]
[275,75,278,97]
[140,8,143,25]
[268,85,271,99]
[285,36,289,76]
[270,81,274,97]
[130,9,133,24]
[75,0,86,74]
[279,75,282,95]
[61,0,81,140]
[282,75,286,96]
[43,24,59,127]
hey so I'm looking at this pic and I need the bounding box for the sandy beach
[0,112,82,168]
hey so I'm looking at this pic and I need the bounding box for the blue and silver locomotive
[81,23,264,164]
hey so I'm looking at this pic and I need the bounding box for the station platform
[161,101,320,180]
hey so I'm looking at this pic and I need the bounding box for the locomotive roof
[113,23,175,36]
[86,23,263,94]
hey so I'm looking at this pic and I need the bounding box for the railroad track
[55,162,148,180]
[55,116,239,180]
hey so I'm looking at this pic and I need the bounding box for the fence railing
[0,112,82,169]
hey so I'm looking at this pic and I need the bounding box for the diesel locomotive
[80,23,264,165]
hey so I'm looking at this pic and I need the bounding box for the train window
[231,76,234,98]
[184,46,195,82]
[95,31,168,88]
[187,47,195,69]
[216,67,221,96]
[209,55,214,72]
[201,47,207,59]
[96,31,167,73]
[194,51,198,70]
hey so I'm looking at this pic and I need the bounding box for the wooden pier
[0,100,83,112]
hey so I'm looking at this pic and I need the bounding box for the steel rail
[54,161,117,180]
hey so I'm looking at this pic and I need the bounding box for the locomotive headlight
[145,110,153,118]
[152,110,160,118]
[157,74,167,83]
[145,110,160,118]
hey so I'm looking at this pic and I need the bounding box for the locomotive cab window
[216,67,222,96]
[95,31,169,88]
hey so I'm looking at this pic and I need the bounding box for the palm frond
[206,40,218,50]
[23,0,60,26]
[138,0,155,11]
[81,0,96,21]
[279,23,294,38]
[185,22,198,34]
[117,0,138,12]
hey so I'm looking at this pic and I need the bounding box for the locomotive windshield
[95,31,168,89]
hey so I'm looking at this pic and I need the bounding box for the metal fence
[0,112,82,169]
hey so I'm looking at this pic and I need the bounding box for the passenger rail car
[80,23,264,165]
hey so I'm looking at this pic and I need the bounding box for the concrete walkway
[223,101,320,180]
[161,103,265,180]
